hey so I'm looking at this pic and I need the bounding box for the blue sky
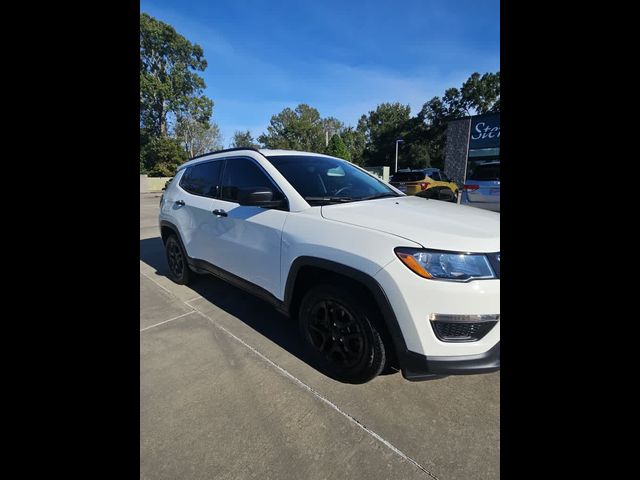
[141,0,500,146]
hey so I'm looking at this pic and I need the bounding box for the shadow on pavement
[140,236,339,378]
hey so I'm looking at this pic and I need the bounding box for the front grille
[432,321,497,342]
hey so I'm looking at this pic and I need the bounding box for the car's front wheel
[165,234,191,285]
[299,284,386,384]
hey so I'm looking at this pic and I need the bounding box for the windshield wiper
[304,196,354,205]
[357,192,400,201]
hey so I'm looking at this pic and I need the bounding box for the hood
[321,196,500,252]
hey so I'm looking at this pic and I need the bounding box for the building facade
[444,112,500,186]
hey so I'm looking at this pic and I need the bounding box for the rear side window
[391,172,425,182]
[429,171,442,181]
[220,158,284,202]
[469,164,500,181]
[179,160,223,197]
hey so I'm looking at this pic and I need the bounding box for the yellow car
[390,168,459,200]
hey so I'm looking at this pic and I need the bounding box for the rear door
[203,157,289,298]
[173,160,224,259]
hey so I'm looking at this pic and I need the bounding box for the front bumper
[374,258,500,357]
[373,256,500,379]
[400,342,500,381]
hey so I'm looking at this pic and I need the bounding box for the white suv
[159,148,500,383]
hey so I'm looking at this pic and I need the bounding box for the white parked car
[159,148,500,383]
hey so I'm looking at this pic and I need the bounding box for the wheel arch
[284,257,409,368]
[159,220,187,252]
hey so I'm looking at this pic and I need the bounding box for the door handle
[174,200,185,206]
[212,209,228,217]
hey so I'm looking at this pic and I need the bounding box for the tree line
[140,13,499,177]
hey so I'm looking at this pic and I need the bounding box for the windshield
[469,163,500,181]
[266,155,399,204]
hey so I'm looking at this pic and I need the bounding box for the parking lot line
[140,310,196,333]
[140,262,437,478]
[186,302,439,480]
[140,270,175,297]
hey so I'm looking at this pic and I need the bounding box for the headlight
[394,248,497,281]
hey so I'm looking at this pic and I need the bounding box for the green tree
[326,134,351,160]
[340,126,367,166]
[258,104,326,152]
[460,72,500,114]
[141,136,188,177]
[357,103,411,169]
[175,115,223,157]
[401,121,432,169]
[140,12,213,137]
[321,117,344,150]
[140,128,150,173]
[231,130,259,149]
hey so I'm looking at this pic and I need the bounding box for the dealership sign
[469,113,500,149]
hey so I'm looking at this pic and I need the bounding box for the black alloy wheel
[165,235,191,285]
[299,285,387,383]
[307,299,366,369]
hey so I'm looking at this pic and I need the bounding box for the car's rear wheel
[439,188,456,202]
[165,234,191,285]
[299,285,386,384]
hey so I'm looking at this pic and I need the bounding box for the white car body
[159,148,500,380]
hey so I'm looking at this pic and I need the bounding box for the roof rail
[188,147,262,161]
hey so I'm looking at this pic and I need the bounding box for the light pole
[395,139,404,173]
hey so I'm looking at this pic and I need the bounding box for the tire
[438,188,456,202]
[165,234,191,285]
[298,284,387,384]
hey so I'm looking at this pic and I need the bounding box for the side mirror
[237,187,285,208]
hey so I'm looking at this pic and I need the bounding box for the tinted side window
[180,161,223,197]
[429,171,442,181]
[179,167,197,193]
[220,158,283,202]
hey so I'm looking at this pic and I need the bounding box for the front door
[203,157,288,299]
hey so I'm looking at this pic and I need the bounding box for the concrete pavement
[140,193,500,480]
